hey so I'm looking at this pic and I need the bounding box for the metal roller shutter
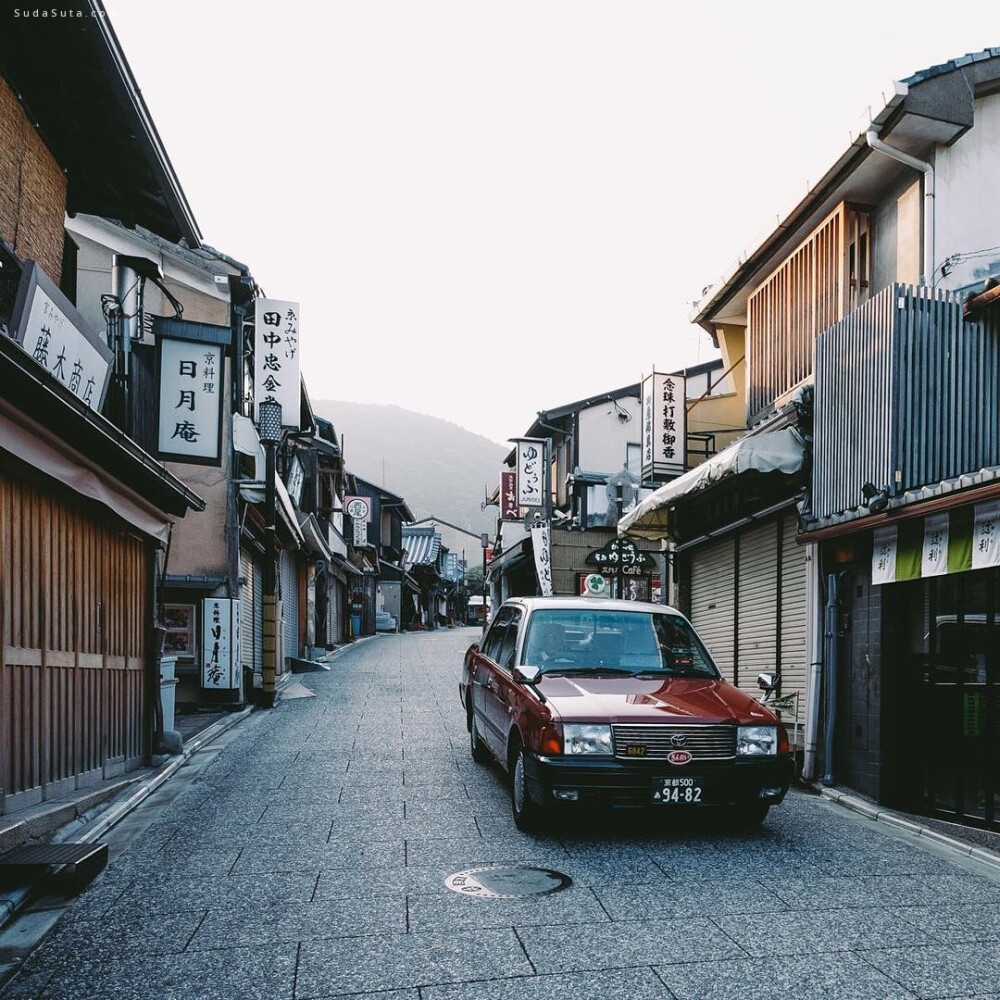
[280,549,300,664]
[737,520,779,698]
[689,536,736,683]
[253,559,263,674]
[240,548,255,672]
[328,576,343,645]
[778,514,808,737]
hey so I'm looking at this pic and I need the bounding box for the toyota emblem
[669,733,687,748]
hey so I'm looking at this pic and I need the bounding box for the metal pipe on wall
[801,543,823,781]
[822,572,841,787]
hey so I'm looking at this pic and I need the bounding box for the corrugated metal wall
[737,521,778,696]
[689,536,735,682]
[815,284,1000,520]
[813,287,895,518]
[280,550,300,664]
[779,514,808,729]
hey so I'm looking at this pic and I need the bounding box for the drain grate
[445,865,572,900]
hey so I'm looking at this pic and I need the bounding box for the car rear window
[521,609,719,678]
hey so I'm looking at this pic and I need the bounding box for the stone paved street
[4,628,1000,999]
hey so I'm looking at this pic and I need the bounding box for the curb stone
[817,785,1000,873]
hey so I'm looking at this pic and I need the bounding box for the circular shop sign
[445,865,573,900]
[346,497,370,520]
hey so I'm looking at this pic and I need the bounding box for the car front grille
[611,724,736,761]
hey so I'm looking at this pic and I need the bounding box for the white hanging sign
[201,598,241,689]
[641,372,686,479]
[158,339,224,464]
[921,513,950,578]
[515,438,545,508]
[254,298,300,428]
[531,520,553,596]
[353,517,368,546]
[972,500,1000,569]
[871,524,898,586]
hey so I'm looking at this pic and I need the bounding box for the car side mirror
[514,665,541,685]
[757,671,777,693]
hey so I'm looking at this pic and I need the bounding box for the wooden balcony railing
[747,201,871,423]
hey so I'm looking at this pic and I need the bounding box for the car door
[472,610,511,756]
[484,607,524,766]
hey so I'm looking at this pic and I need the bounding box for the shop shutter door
[329,577,343,645]
[689,536,736,683]
[240,549,255,672]
[253,559,263,673]
[280,550,300,663]
[737,519,779,697]
[779,514,808,733]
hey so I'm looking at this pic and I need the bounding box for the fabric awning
[619,427,806,540]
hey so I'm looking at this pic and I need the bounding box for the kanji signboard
[11,261,112,409]
[500,470,519,520]
[201,598,241,690]
[254,298,300,428]
[157,338,224,464]
[514,438,546,508]
[641,372,686,480]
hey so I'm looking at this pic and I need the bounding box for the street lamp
[257,399,282,708]
[480,532,490,631]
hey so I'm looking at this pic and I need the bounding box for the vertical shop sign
[201,598,240,689]
[500,470,519,520]
[158,338,224,463]
[531,520,553,596]
[871,525,898,586]
[254,298,300,428]
[972,500,1000,569]
[921,513,950,577]
[514,439,545,508]
[641,372,686,479]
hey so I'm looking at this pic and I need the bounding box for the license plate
[652,776,703,805]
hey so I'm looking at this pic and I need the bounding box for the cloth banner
[531,521,553,596]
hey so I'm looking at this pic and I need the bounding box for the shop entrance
[896,569,1000,830]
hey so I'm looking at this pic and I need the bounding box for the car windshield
[521,609,719,679]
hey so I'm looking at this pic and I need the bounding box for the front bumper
[523,753,795,810]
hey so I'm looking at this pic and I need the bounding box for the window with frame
[495,609,522,672]
[162,604,196,655]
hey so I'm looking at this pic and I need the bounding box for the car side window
[495,610,522,673]
[481,610,511,662]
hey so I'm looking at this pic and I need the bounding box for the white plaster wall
[577,395,641,473]
[935,93,1000,291]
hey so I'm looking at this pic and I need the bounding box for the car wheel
[511,745,545,832]
[469,706,491,764]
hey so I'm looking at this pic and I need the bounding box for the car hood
[537,674,776,726]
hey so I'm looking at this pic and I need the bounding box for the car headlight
[737,725,777,756]
[563,723,613,756]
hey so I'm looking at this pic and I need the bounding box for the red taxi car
[460,597,793,830]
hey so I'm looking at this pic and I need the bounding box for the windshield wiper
[541,667,636,677]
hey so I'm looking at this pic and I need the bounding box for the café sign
[585,537,655,575]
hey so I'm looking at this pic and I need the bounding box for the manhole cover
[445,865,572,899]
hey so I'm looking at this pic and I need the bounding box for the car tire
[511,745,545,832]
[469,706,491,764]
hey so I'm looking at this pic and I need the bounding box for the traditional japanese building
[0,11,205,815]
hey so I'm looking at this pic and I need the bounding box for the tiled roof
[402,526,441,567]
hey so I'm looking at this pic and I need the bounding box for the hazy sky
[105,1,999,444]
